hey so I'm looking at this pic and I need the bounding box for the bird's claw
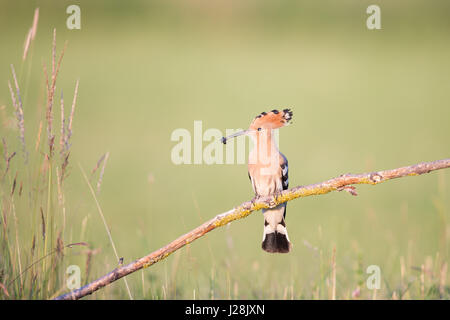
[337,185,358,196]
[251,195,262,207]
[268,190,282,208]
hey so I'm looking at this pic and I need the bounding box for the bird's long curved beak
[221,129,250,144]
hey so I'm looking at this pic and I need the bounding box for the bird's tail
[261,207,292,253]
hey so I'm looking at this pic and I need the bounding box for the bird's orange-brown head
[249,109,293,131]
[222,108,293,144]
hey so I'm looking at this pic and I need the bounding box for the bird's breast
[248,163,283,196]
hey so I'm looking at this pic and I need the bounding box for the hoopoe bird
[222,109,293,253]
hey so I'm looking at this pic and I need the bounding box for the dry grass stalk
[11,172,17,196]
[2,138,16,180]
[8,66,28,163]
[55,158,450,300]
[55,166,63,204]
[0,282,10,298]
[60,152,70,183]
[40,207,45,241]
[400,256,405,288]
[44,65,54,156]
[31,8,39,40]
[8,173,24,289]
[59,91,65,159]
[440,262,447,297]
[56,231,64,259]
[35,120,43,151]
[64,79,79,155]
[91,153,106,176]
[23,29,32,61]
[31,235,36,258]
[44,29,68,157]
[55,166,66,232]
[331,245,336,300]
[97,152,110,194]
[23,8,39,60]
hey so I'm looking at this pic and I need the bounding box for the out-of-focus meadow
[0,0,449,299]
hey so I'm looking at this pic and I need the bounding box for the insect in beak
[221,129,250,144]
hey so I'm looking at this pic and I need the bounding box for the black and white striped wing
[281,160,289,191]
[280,156,289,219]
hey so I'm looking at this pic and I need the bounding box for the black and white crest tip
[282,108,293,122]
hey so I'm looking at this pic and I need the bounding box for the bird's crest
[250,109,293,130]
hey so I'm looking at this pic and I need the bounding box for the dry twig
[55,158,450,300]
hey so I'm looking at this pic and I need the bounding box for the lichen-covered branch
[55,158,450,300]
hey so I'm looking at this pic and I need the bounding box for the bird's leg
[269,190,282,208]
[275,189,283,201]
[251,194,262,207]
[337,185,358,196]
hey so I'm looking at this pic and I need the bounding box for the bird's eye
[257,128,262,131]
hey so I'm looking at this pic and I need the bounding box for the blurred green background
[0,0,449,299]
